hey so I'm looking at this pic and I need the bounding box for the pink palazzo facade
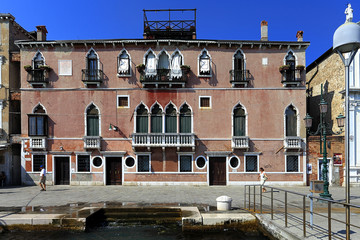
[17,27,309,186]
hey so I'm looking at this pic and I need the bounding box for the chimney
[261,21,268,41]
[36,26,48,41]
[296,31,304,42]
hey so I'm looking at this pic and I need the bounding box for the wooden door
[106,157,122,185]
[55,157,70,185]
[209,157,226,185]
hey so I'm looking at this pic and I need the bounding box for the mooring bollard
[216,196,232,211]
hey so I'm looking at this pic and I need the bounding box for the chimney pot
[296,30,303,42]
[36,26,48,41]
[261,20,268,41]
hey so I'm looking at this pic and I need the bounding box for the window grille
[180,155,192,172]
[78,155,90,172]
[200,97,210,108]
[245,155,257,172]
[138,155,150,172]
[33,155,45,172]
[286,155,299,172]
[118,96,129,107]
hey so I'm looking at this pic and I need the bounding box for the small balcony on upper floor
[81,69,105,87]
[231,136,249,149]
[229,70,250,87]
[26,69,49,87]
[132,133,195,149]
[83,136,101,150]
[284,136,302,151]
[280,66,304,87]
[29,137,47,150]
[139,68,188,88]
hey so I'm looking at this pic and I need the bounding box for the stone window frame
[285,154,300,173]
[32,154,46,173]
[117,95,130,108]
[178,153,193,172]
[229,155,240,170]
[244,153,259,172]
[76,154,91,173]
[91,156,104,168]
[195,155,207,170]
[199,96,211,109]
[136,153,151,173]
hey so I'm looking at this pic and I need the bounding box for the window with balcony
[280,51,301,86]
[86,104,99,136]
[245,155,258,172]
[33,155,46,172]
[151,103,163,133]
[233,104,246,137]
[286,155,299,172]
[137,155,150,172]
[198,49,211,77]
[27,51,49,86]
[165,103,177,133]
[285,51,295,80]
[179,155,192,172]
[117,49,131,76]
[28,104,48,136]
[82,49,103,87]
[144,49,157,77]
[231,50,250,87]
[285,105,297,137]
[171,50,183,79]
[77,155,90,172]
[136,104,149,133]
[179,103,192,133]
[157,50,170,80]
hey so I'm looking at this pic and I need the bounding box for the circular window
[125,156,135,168]
[92,157,103,168]
[196,156,206,169]
[229,156,240,169]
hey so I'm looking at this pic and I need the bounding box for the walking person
[258,167,268,192]
[39,165,46,191]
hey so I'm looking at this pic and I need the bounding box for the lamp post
[333,4,360,239]
[304,84,345,200]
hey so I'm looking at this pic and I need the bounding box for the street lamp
[304,84,344,200]
[333,3,360,239]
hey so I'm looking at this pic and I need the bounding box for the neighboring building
[16,10,309,186]
[307,41,360,186]
[0,14,35,185]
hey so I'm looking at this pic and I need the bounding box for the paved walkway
[0,185,360,239]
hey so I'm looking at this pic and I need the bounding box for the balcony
[27,69,49,87]
[284,136,302,151]
[280,69,302,87]
[83,136,101,149]
[81,69,104,87]
[232,136,249,149]
[229,70,250,87]
[132,133,195,148]
[140,69,188,88]
[29,137,47,150]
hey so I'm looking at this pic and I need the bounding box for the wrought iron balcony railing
[132,133,195,147]
[229,70,250,87]
[284,136,302,150]
[232,136,249,149]
[81,69,104,86]
[29,137,47,150]
[27,69,49,86]
[280,69,302,86]
[140,69,188,88]
[83,136,101,149]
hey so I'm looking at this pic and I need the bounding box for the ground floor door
[106,157,122,185]
[55,157,70,185]
[209,157,226,185]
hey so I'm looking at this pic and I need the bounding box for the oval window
[229,156,239,169]
[125,157,135,168]
[93,157,103,167]
[196,156,206,169]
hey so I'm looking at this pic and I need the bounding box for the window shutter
[234,116,245,136]
[87,116,99,136]
[137,115,148,133]
[151,115,162,133]
[165,115,177,133]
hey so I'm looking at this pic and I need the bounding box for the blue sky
[1,0,358,65]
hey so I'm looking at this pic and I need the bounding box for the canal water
[1,224,269,239]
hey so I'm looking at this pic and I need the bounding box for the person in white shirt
[39,165,46,191]
[258,167,268,193]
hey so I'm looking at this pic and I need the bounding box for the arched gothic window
[165,104,177,133]
[179,104,192,133]
[285,105,297,136]
[136,104,148,133]
[151,103,163,133]
[233,104,246,136]
[86,104,99,136]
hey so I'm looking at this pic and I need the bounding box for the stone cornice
[15,39,310,50]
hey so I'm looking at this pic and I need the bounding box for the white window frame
[136,153,151,173]
[229,156,240,169]
[124,155,136,168]
[178,154,193,172]
[117,49,132,77]
[85,48,100,70]
[231,102,248,137]
[84,102,101,137]
[285,154,301,173]
[244,154,259,172]
[76,154,91,173]
[195,155,207,169]
[232,48,246,71]
[32,154,47,172]
[58,60,72,76]
[197,48,212,77]
[284,103,300,137]
[91,156,104,169]
[283,49,298,66]
[199,96,212,109]
[117,95,130,108]
[134,102,150,133]
[179,102,194,133]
